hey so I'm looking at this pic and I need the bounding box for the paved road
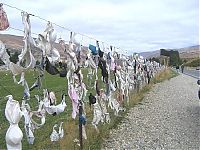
[103,74,200,149]
[182,68,200,79]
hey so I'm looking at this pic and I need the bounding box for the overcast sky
[0,0,199,53]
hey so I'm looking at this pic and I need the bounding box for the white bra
[50,122,64,142]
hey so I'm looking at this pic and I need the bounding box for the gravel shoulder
[103,74,200,150]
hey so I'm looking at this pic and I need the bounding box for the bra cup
[50,124,59,142]
[6,125,23,147]
[59,122,64,138]
[49,31,57,43]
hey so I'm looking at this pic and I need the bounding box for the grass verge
[0,68,178,150]
[87,68,178,150]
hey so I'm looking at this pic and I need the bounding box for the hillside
[139,50,160,58]
[139,45,199,59]
[178,45,200,59]
[0,34,199,59]
[0,34,65,56]
[0,34,24,50]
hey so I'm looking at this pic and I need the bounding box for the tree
[168,50,181,66]
[151,57,160,63]
[160,49,170,56]
[160,49,181,66]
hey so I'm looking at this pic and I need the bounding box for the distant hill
[0,34,91,57]
[0,34,199,59]
[139,45,199,59]
[177,45,199,59]
[0,34,66,58]
[139,50,160,58]
[0,34,24,50]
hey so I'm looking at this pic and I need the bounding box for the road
[103,74,199,149]
[182,68,200,79]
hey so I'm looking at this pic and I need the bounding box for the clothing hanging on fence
[98,57,108,83]
[0,4,165,149]
[5,95,23,150]
[98,89,109,123]
[9,62,24,77]
[89,44,98,55]
[43,92,67,116]
[0,3,9,30]
[92,102,103,131]
[17,72,30,99]
[0,40,10,69]
[50,124,59,142]
[74,81,87,115]
[29,75,42,91]
[36,22,60,64]
[50,122,64,142]
[21,101,35,144]
[18,12,36,69]
[59,122,64,139]
[68,84,79,119]
[107,93,120,116]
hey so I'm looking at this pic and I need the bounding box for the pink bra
[69,86,78,102]
[0,4,9,31]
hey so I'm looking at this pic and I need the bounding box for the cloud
[0,0,198,54]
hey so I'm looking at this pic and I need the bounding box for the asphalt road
[182,68,200,79]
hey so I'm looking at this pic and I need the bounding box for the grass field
[0,68,177,150]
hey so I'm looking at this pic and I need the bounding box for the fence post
[79,100,83,150]
[137,81,140,93]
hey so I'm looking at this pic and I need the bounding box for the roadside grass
[183,58,200,67]
[82,68,178,149]
[151,68,178,84]
[0,68,177,150]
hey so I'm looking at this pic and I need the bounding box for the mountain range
[0,34,199,59]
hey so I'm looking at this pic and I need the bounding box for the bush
[184,58,200,67]
[160,49,181,66]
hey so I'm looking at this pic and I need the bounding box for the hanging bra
[44,93,67,116]
[50,122,64,142]
[0,3,9,31]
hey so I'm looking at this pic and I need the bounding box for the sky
[0,0,199,54]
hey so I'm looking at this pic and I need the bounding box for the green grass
[0,68,177,150]
[0,70,69,150]
[81,68,178,149]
